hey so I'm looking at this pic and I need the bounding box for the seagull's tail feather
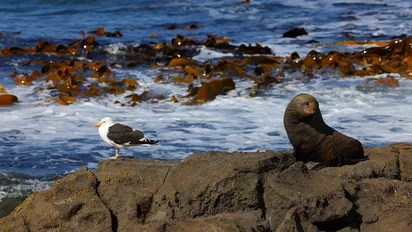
[139,138,159,145]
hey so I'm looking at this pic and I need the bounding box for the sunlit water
[0,0,411,201]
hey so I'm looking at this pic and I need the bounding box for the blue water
[0,1,409,46]
[0,0,411,200]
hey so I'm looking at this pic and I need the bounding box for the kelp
[0,28,410,107]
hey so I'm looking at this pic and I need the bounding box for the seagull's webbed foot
[109,148,120,160]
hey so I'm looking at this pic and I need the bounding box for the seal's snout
[302,101,317,117]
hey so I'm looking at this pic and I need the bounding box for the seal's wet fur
[284,93,367,170]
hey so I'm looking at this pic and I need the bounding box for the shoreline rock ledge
[1,144,412,232]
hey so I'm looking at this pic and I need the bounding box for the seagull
[94,117,159,159]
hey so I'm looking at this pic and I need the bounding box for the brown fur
[283,93,366,170]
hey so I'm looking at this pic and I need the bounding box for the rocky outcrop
[1,144,412,231]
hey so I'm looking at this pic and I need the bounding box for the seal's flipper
[311,156,369,171]
[310,158,338,171]
[344,156,369,165]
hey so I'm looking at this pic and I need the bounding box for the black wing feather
[107,123,158,145]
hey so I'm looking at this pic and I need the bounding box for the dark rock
[2,144,412,231]
[282,27,309,38]
[143,211,266,232]
[331,145,400,181]
[0,166,112,231]
[133,44,159,57]
[276,207,318,232]
[265,162,356,230]
[236,43,272,55]
[341,32,354,39]
[390,34,407,39]
[357,179,412,232]
[393,143,412,182]
[306,39,320,44]
[94,158,177,231]
[146,150,294,222]
[0,198,25,218]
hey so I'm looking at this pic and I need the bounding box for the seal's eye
[303,102,309,106]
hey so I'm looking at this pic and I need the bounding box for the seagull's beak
[94,122,102,127]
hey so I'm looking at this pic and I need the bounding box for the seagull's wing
[107,123,157,145]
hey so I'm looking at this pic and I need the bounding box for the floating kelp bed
[0,28,411,107]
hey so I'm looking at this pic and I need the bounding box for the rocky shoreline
[1,143,412,231]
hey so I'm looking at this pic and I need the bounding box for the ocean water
[0,0,411,203]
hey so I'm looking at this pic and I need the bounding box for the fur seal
[283,93,367,170]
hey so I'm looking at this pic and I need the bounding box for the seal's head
[295,94,319,118]
[285,93,320,122]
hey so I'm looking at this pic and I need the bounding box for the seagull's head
[94,117,114,127]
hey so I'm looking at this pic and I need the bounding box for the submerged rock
[282,27,308,38]
[2,144,412,231]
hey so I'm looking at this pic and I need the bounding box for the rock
[276,207,318,232]
[357,179,412,232]
[393,143,412,181]
[141,211,265,232]
[236,43,272,55]
[146,150,294,222]
[265,162,357,230]
[2,144,412,231]
[0,198,25,218]
[0,166,112,231]
[322,144,400,181]
[282,27,308,38]
[93,158,177,232]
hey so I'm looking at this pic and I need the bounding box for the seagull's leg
[110,148,119,160]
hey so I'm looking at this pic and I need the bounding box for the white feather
[97,117,125,149]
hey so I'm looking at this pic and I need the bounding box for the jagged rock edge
[312,184,363,231]
[90,170,118,232]
[144,165,174,224]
